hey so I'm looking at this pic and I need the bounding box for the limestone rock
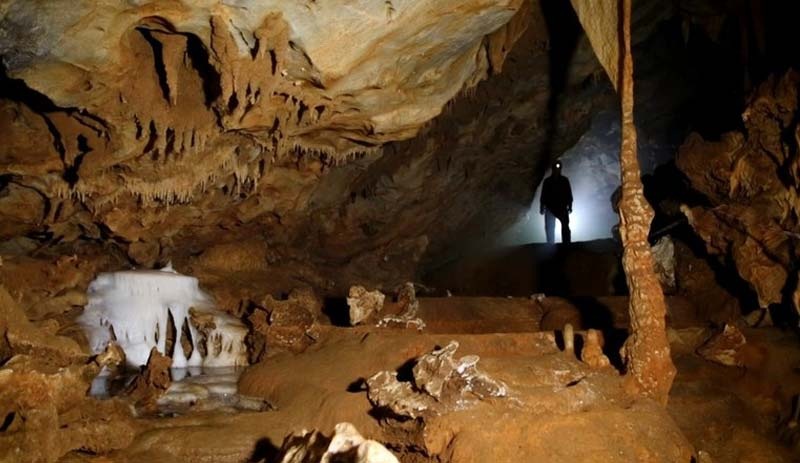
[377,282,426,330]
[367,341,507,419]
[0,354,135,462]
[125,347,172,411]
[277,422,398,463]
[677,71,800,316]
[247,287,322,357]
[347,286,385,326]
[581,329,611,369]
[697,324,747,367]
[651,236,676,293]
[0,285,85,366]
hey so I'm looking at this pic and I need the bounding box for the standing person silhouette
[539,160,573,244]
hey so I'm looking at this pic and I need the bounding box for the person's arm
[566,180,573,213]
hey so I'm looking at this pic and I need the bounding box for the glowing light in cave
[497,163,619,245]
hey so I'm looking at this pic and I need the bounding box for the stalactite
[618,0,676,405]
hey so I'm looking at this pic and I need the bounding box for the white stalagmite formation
[79,265,247,368]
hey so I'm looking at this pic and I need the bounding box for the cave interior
[1,0,800,461]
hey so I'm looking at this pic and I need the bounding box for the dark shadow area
[423,240,623,297]
[248,437,279,463]
[395,357,418,383]
[540,0,583,163]
[0,411,16,432]
[537,244,571,296]
[322,297,350,327]
[565,297,628,369]
[775,238,799,329]
[346,377,367,393]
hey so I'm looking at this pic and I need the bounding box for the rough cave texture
[0,0,575,292]
[4,1,800,462]
[677,71,800,322]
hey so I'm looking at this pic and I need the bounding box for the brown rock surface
[0,353,135,462]
[125,347,173,411]
[677,71,800,316]
[247,287,322,358]
[697,324,748,368]
[0,1,608,292]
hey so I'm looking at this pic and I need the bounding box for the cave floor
[57,296,799,463]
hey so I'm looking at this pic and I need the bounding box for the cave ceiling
[0,0,680,290]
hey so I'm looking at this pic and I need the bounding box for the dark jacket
[540,174,573,214]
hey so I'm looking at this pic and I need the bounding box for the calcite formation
[79,265,248,368]
[347,286,385,326]
[246,287,321,357]
[366,341,507,419]
[277,422,398,463]
[124,347,172,411]
[677,71,800,318]
[616,0,676,404]
[376,282,426,330]
[581,329,611,369]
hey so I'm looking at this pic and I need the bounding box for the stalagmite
[616,0,676,403]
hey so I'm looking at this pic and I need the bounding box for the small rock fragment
[697,324,746,367]
[247,287,322,356]
[347,286,385,326]
[413,341,459,399]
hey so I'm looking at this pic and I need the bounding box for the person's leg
[545,210,555,244]
[560,212,571,243]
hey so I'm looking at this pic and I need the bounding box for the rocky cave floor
[1,242,800,463]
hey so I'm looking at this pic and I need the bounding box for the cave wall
[677,71,800,321]
[1,0,765,296]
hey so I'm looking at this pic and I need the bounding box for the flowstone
[79,264,247,368]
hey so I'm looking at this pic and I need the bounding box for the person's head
[552,160,562,176]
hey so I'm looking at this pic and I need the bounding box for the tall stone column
[617,0,676,404]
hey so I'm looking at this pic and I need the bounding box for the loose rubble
[366,341,507,419]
